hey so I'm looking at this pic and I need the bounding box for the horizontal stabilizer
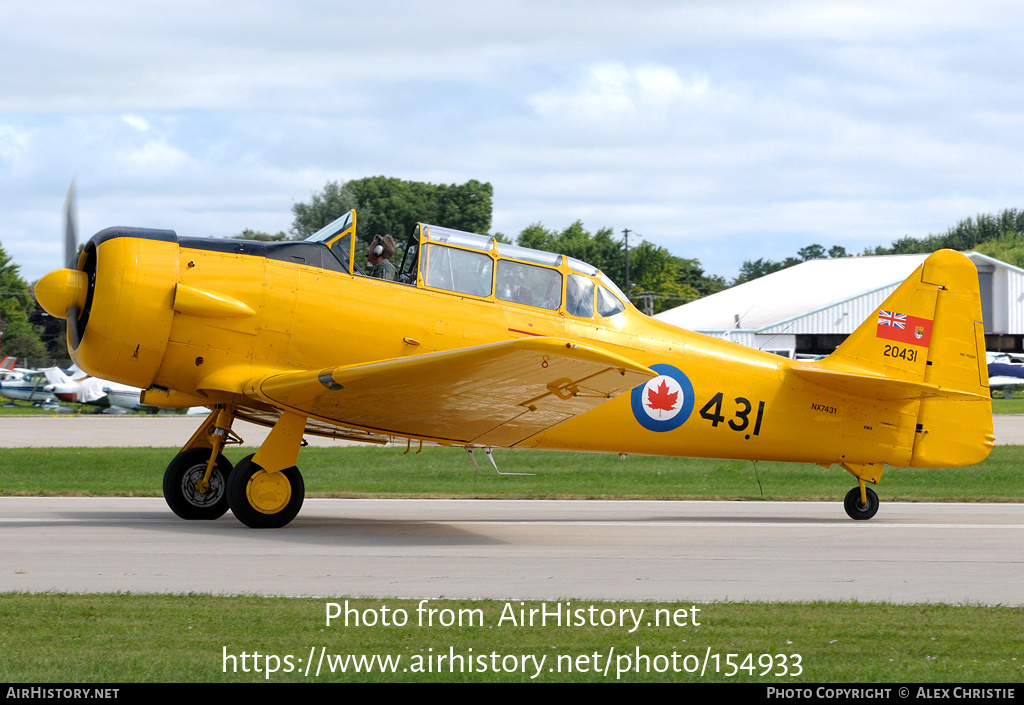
[790,365,987,401]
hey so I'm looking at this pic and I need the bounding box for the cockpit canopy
[305,211,628,318]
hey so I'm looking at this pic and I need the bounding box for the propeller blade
[63,181,78,270]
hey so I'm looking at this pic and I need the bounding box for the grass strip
[0,594,1020,683]
[1,445,1023,502]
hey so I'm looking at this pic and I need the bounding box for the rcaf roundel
[630,364,695,432]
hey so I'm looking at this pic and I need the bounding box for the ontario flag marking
[876,310,933,347]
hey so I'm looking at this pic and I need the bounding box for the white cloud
[528,63,711,127]
[116,140,188,170]
[0,124,33,167]
[3,1,1024,285]
[120,114,151,132]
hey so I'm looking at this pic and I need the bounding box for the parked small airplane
[0,368,60,403]
[48,367,158,413]
[0,365,113,409]
[987,353,1024,399]
[35,201,993,528]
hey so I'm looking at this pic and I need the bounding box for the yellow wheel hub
[246,470,292,515]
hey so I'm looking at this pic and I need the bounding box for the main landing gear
[161,406,308,529]
[226,454,304,529]
[162,448,234,520]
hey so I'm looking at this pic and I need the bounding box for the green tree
[29,297,67,358]
[0,242,47,358]
[868,208,1024,256]
[5,308,49,358]
[235,228,289,241]
[433,179,493,236]
[517,221,623,277]
[627,242,701,314]
[674,257,727,297]
[516,222,718,313]
[735,243,850,284]
[290,177,493,246]
[290,181,360,239]
[797,244,826,261]
[734,257,796,284]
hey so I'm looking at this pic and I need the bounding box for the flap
[244,337,654,447]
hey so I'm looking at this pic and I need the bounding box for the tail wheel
[843,486,879,521]
[226,454,304,529]
[162,448,233,520]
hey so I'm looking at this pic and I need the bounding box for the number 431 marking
[699,393,765,438]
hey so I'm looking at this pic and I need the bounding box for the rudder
[912,251,993,467]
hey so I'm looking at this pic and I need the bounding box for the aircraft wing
[243,338,655,447]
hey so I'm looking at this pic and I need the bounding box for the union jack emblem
[878,310,907,329]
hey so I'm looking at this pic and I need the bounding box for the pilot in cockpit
[367,235,398,281]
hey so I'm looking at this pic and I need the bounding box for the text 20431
[883,344,918,362]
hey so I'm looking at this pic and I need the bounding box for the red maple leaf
[646,379,678,415]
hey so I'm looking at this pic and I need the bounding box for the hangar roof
[655,253,933,333]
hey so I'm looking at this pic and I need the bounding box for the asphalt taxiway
[1,415,1022,603]
[2,497,1022,604]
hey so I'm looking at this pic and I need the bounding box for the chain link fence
[3,358,74,369]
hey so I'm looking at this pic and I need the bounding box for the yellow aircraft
[35,209,993,528]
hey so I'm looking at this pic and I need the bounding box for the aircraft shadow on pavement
[32,510,504,548]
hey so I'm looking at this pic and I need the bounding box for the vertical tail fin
[820,249,993,467]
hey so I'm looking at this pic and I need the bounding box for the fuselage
[47,221,921,469]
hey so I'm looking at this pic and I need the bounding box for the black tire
[844,486,879,521]
[162,448,234,520]
[226,454,304,529]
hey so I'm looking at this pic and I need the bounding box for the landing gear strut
[162,404,240,521]
[162,448,233,520]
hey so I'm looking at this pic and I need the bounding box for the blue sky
[2,1,1023,283]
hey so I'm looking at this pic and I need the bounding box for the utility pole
[643,292,654,316]
[622,228,631,294]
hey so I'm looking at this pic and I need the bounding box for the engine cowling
[35,227,179,390]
